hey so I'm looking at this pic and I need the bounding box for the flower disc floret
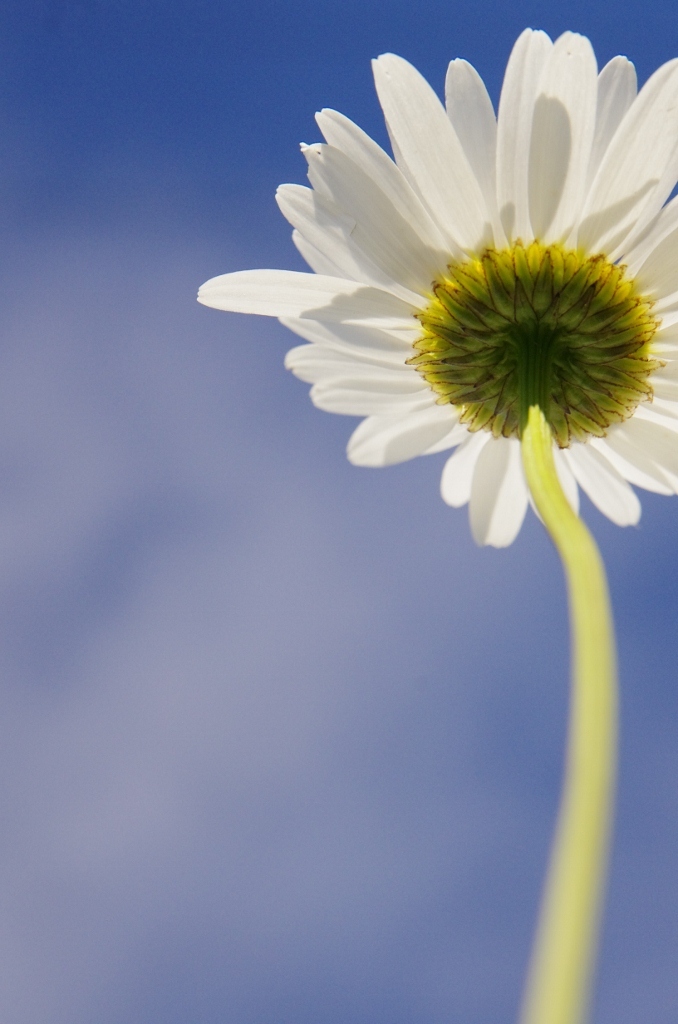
[409,242,661,447]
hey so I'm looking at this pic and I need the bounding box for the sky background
[0,1,677,1022]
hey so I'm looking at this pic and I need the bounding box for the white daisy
[199,28,678,548]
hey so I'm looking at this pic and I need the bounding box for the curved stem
[519,405,618,1024]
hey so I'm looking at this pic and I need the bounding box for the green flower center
[408,241,661,447]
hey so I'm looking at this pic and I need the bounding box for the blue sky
[0,2,678,1022]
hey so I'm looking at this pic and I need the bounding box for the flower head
[199,29,678,546]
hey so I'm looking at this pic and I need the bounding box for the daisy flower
[199,28,678,547]
[198,31,678,1024]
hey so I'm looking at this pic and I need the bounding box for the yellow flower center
[409,241,661,447]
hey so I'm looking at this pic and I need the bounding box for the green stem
[519,405,618,1024]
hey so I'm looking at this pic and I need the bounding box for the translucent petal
[424,420,468,455]
[578,57,678,255]
[315,109,449,252]
[347,402,458,467]
[621,413,678,492]
[587,57,637,188]
[591,435,673,495]
[496,28,553,242]
[564,444,641,525]
[553,446,580,513]
[650,396,678,421]
[198,270,417,328]
[292,229,346,277]
[634,403,678,433]
[311,379,429,415]
[469,437,529,547]
[624,194,678,278]
[280,185,420,299]
[440,431,490,507]
[445,59,506,245]
[627,201,678,302]
[528,32,598,243]
[284,344,417,382]
[300,145,446,296]
[372,53,492,251]
[281,323,414,374]
[651,377,678,400]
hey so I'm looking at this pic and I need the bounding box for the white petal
[347,402,457,467]
[284,344,416,382]
[199,268,357,315]
[278,182,424,304]
[440,431,490,507]
[553,446,580,513]
[445,59,506,246]
[564,444,641,525]
[653,332,678,355]
[651,376,678,400]
[307,362,423,389]
[634,403,678,432]
[577,57,678,255]
[284,186,394,287]
[424,420,468,455]
[651,396,678,420]
[654,316,678,340]
[624,194,678,278]
[315,109,450,252]
[372,53,492,252]
[656,309,678,330]
[591,435,673,495]
[285,344,357,383]
[496,29,553,242]
[619,414,678,487]
[626,199,678,301]
[280,317,416,364]
[300,146,446,296]
[469,437,529,547]
[292,229,345,276]
[528,32,598,243]
[297,362,426,389]
[311,378,429,415]
[655,358,678,382]
[587,57,637,188]
[198,269,417,327]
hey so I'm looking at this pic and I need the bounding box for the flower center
[408,241,661,447]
